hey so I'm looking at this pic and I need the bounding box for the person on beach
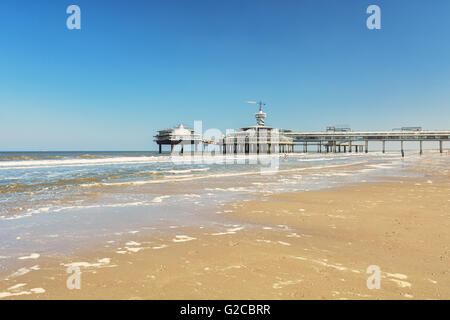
[401,150,405,159]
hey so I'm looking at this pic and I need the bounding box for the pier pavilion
[219,103,294,154]
[154,124,201,153]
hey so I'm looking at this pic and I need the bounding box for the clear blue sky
[1,0,449,151]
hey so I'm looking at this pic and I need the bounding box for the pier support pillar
[401,141,404,154]
[158,144,162,154]
[439,140,443,153]
[304,142,308,153]
[382,141,385,154]
[420,141,423,155]
[171,144,174,153]
[348,141,352,153]
[365,140,368,153]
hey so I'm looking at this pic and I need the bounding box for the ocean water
[0,150,424,269]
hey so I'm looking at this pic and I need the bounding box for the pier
[155,103,450,155]
[284,130,450,154]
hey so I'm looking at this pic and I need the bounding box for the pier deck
[284,130,450,153]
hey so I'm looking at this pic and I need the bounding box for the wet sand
[0,155,449,299]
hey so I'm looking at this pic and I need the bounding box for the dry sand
[1,155,449,299]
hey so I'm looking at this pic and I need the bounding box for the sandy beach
[0,153,448,300]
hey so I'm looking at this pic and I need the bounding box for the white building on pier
[154,124,201,153]
[220,102,294,154]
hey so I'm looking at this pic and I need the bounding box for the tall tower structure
[254,101,267,126]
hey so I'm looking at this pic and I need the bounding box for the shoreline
[0,153,448,299]
[0,152,413,260]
